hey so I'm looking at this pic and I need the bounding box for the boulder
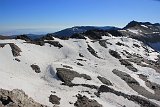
[49,95,61,105]
[74,94,102,107]
[31,64,41,73]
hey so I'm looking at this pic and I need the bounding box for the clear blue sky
[0,0,160,35]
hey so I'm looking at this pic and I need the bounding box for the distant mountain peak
[124,20,160,29]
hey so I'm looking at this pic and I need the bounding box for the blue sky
[0,0,160,35]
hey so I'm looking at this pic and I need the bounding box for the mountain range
[0,21,160,107]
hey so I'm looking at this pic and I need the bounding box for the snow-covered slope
[0,35,160,107]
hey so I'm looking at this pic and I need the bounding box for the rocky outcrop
[99,40,107,48]
[31,64,41,73]
[0,88,46,107]
[112,69,160,101]
[16,35,31,41]
[45,41,63,48]
[56,68,91,84]
[9,43,22,57]
[97,76,112,86]
[74,94,102,107]
[119,59,138,72]
[97,85,159,107]
[49,95,61,105]
[109,49,121,59]
[87,45,101,58]
[0,44,6,48]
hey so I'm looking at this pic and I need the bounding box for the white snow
[141,25,148,28]
[0,36,160,107]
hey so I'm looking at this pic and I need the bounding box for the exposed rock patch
[77,62,83,66]
[139,74,160,96]
[70,33,86,39]
[49,95,61,105]
[0,88,46,107]
[119,59,138,72]
[45,41,63,48]
[97,76,112,86]
[15,58,20,62]
[9,43,22,57]
[112,69,160,101]
[16,35,31,41]
[56,68,91,84]
[0,44,6,48]
[79,53,84,57]
[74,94,102,107]
[62,65,73,69]
[31,64,41,73]
[87,45,101,58]
[99,40,107,48]
[116,42,125,46]
[97,85,159,107]
[109,49,121,59]
[133,43,140,48]
[77,59,87,61]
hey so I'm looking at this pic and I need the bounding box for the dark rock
[79,53,84,57]
[15,58,20,62]
[98,85,159,107]
[107,30,123,37]
[133,43,140,48]
[77,62,83,66]
[45,41,63,48]
[0,96,13,105]
[113,69,160,101]
[109,49,121,59]
[74,94,102,107]
[16,34,31,41]
[41,34,54,40]
[56,68,91,83]
[99,40,107,48]
[70,33,86,39]
[112,69,139,85]
[84,29,105,40]
[0,44,6,48]
[87,45,101,58]
[31,64,41,73]
[116,42,125,46]
[97,76,112,86]
[9,43,22,57]
[34,41,45,46]
[77,59,87,61]
[62,65,73,69]
[119,59,138,72]
[49,95,61,105]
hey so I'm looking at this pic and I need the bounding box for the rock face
[16,35,31,41]
[119,59,137,72]
[74,94,102,107]
[99,40,108,48]
[0,89,46,107]
[9,43,22,57]
[109,49,121,59]
[31,64,41,73]
[56,68,91,84]
[112,69,160,101]
[49,95,61,105]
[97,76,112,86]
[0,44,6,48]
[98,85,159,107]
[112,69,139,85]
[87,45,100,58]
[45,41,63,48]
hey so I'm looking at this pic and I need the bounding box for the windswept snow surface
[0,36,160,107]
